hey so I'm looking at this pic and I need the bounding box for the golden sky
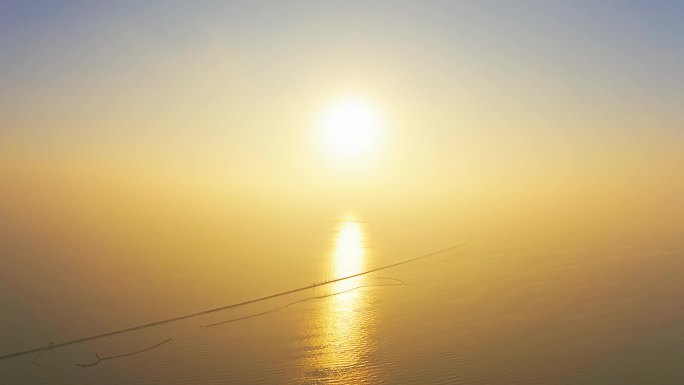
[1,1,682,231]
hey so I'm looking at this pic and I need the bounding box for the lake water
[1,211,683,384]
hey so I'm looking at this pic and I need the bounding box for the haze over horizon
[1,2,683,384]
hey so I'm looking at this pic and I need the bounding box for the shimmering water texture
[3,217,684,385]
[0,221,469,373]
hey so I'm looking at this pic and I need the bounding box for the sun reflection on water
[300,220,375,383]
[334,221,365,283]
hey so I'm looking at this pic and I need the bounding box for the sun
[319,97,383,160]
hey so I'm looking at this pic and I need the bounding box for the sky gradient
[1,1,683,230]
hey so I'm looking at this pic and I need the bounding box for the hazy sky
[1,1,682,224]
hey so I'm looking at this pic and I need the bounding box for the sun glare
[319,98,383,160]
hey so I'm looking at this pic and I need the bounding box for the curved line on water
[31,343,54,367]
[0,236,469,362]
[74,338,173,368]
[204,277,406,327]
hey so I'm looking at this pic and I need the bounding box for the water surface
[1,213,683,384]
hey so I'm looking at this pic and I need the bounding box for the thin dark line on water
[74,338,173,368]
[31,342,54,367]
[0,238,468,362]
[204,277,406,327]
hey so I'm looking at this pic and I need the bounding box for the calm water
[1,214,683,384]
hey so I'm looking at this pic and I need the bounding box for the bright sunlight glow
[319,98,383,160]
